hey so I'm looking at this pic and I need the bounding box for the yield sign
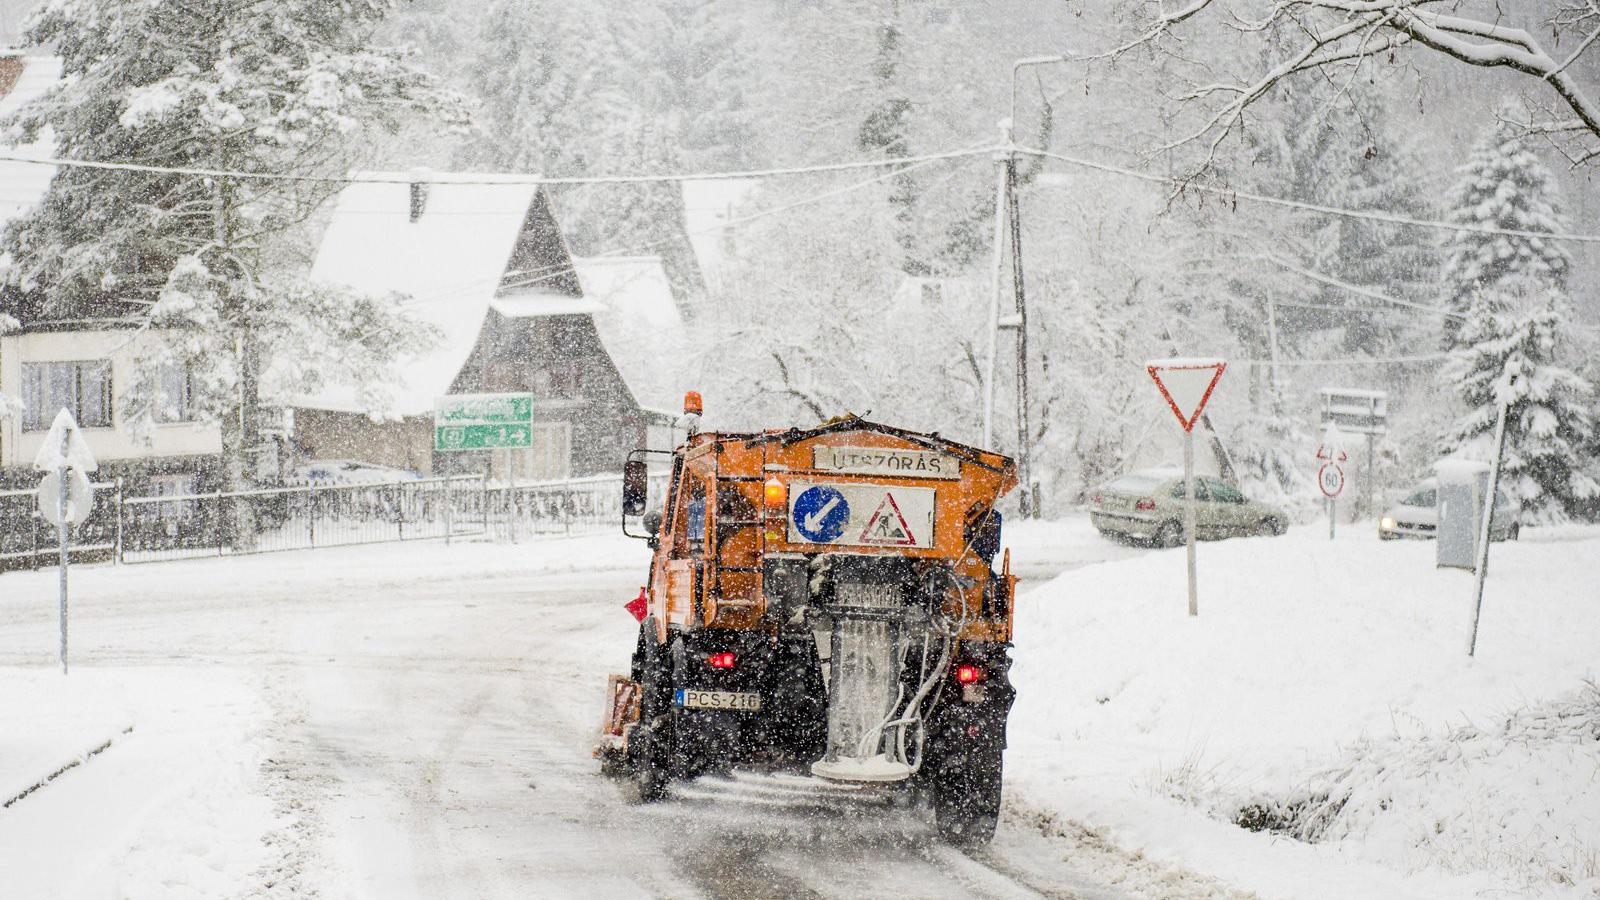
[1315,445,1348,463]
[1146,359,1226,433]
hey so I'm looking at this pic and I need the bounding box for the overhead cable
[1017,146,1600,245]
[0,145,999,186]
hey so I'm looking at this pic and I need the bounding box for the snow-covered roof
[0,56,63,245]
[300,173,560,416]
[577,256,688,417]
[681,177,759,290]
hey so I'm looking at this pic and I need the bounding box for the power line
[1235,352,1450,366]
[0,145,998,187]
[1018,146,1600,245]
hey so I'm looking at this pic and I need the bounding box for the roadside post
[1467,384,1514,657]
[1315,426,1348,540]
[433,393,535,544]
[1145,359,1227,617]
[33,409,97,674]
[1318,389,1387,520]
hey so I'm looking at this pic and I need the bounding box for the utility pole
[981,120,1011,450]
[1005,151,1034,517]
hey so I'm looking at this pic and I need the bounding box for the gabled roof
[297,173,578,416]
[577,255,688,417]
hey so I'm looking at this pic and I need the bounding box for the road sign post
[1146,359,1227,618]
[1319,388,1387,520]
[33,409,98,675]
[1468,377,1516,657]
[1316,427,1348,541]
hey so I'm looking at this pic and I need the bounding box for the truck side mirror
[623,459,649,516]
[642,509,662,537]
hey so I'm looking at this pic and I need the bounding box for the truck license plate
[674,689,761,711]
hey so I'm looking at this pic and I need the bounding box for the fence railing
[0,470,673,569]
[0,482,122,565]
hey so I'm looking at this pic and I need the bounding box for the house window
[154,366,194,423]
[21,360,112,431]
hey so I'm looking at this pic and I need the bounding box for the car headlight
[1380,516,1397,530]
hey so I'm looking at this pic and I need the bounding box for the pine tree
[1439,278,1597,521]
[1439,117,1571,346]
[0,0,463,495]
[855,11,924,276]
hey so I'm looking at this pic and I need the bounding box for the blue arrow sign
[792,485,849,543]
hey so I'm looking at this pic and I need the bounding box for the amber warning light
[683,390,703,416]
[763,477,787,509]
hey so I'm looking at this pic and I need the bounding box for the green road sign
[434,393,535,451]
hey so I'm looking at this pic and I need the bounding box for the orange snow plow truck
[596,398,1019,843]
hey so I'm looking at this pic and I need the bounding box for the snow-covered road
[0,535,1238,899]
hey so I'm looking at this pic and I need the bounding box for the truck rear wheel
[632,624,672,802]
[933,760,1002,844]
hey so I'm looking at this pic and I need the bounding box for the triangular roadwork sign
[1146,359,1227,433]
[859,492,917,546]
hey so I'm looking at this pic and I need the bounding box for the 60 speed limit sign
[1317,463,1345,499]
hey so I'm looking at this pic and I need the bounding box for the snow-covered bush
[1232,682,1600,893]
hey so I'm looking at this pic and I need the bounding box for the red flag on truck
[625,587,648,622]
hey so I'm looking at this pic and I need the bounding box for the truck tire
[933,760,1002,845]
[632,624,672,803]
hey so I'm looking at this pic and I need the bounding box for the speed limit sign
[1318,463,1345,499]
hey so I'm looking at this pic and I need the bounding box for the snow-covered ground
[1,521,1595,898]
[1010,523,1600,899]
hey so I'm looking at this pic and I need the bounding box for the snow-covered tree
[1439,279,1597,521]
[0,0,463,494]
[1439,117,1572,345]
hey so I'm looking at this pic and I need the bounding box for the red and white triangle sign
[859,492,918,546]
[1146,358,1226,433]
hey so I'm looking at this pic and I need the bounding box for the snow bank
[1008,525,1600,899]
[0,666,274,898]
[1,668,134,805]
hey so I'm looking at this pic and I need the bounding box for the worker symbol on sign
[792,485,850,542]
[859,493,918,546]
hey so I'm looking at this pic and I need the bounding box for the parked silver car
[1378,478,1520,541]
[1091,468,1289,547]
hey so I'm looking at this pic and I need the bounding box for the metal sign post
[33,409,98,675]
[56,431,68,673]
[1468,389,1514,657]
[1316,430,1347,541]
[1182,427,1197,615]
[1146,359,1227,618]
[1318,388,1387,520]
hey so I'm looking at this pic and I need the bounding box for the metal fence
[0,482,122,566]
[0,470,673,569]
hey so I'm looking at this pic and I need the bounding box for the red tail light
[955,664,985,684]
[706,651,737,669]
[1135,497,1156,511]
[1092,494,1102,506]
